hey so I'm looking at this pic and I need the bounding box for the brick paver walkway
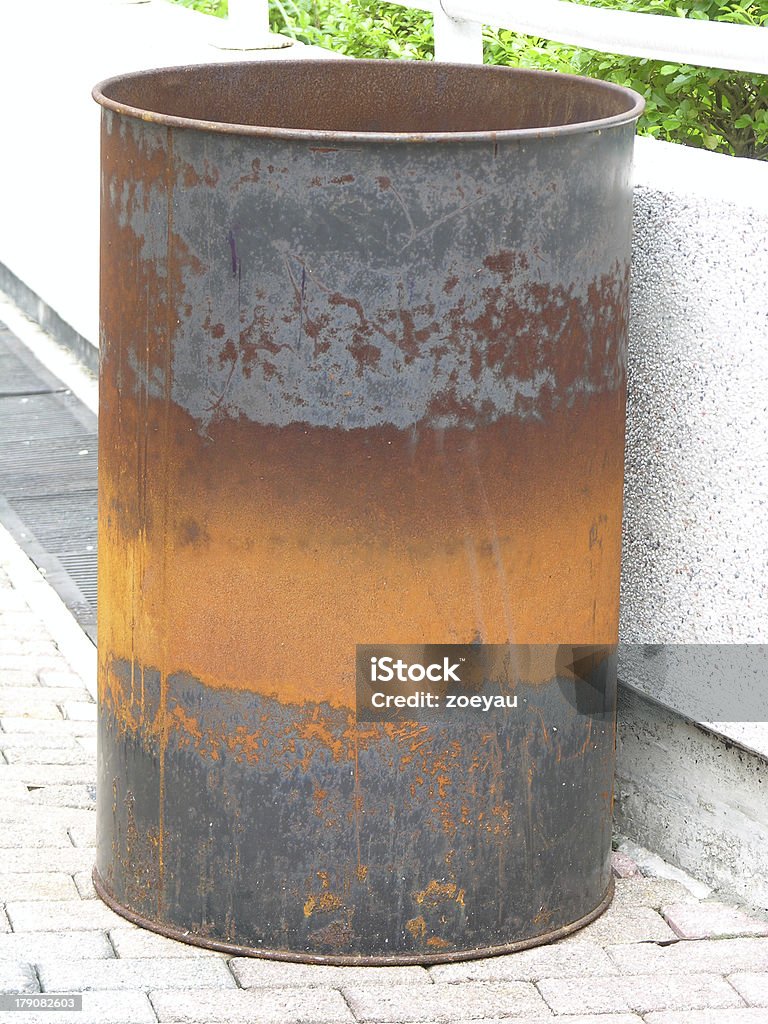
[2,527,768,1023]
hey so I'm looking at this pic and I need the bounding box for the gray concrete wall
[616,686,768,907]
[621,138,768,759]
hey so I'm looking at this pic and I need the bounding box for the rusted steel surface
[93,60,642,963]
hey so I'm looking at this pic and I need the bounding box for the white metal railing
[433,0,768,72]
[225,0,768,73]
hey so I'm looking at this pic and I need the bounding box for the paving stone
[0,669,42,688]
[37,669,89,689]
[76,737,98,757]
[0,847,95,874]
[38,957,237,992]
[402,1018,645,1024]
[0,820,73,849]
[727,973,768,1006]
[1,686,89,705]
[343,980,548,1021]
[607,938,768,976]
[231,958,431,988]
[73,871,97,899]
[26,784,97,810]
[0,589,28,613]
[0,960,38,993]
[0,798,94,830]
[560,904,677,944]
[0,930,114,960]
[0,780,30,800]
[645,1012,768,1024]
[429,941,617,982]
[613,878,701,910]
[0,610,40,634]
[0,718,93,737]
[0,910,9,934]
[0,655,67,673]
[68,823,96,848]
[150,986,355,1023]
[109,928,227,959]
[0,765,96,785]
[0,694,63,719]
[2,746,93,766]
[6,899,127,932]
[662,903,768,940]
[60,702,97,722]
[0,990,157,1023]
[536,974,744,1015]
[611,851,642,878]
[0,733,78,751]
[0,872,79,901]
[0,640,61,659]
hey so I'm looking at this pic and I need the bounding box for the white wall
[0,0,332,346]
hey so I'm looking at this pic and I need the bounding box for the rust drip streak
[157,126,176,898]
[353,730,362,883]
[468,435,514,645]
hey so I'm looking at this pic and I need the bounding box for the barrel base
[92,868,614,966]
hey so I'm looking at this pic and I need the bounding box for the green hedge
[174,0,768,158]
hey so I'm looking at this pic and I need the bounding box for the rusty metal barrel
[92,60,643,963]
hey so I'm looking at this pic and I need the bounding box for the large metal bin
[92,59,643,963]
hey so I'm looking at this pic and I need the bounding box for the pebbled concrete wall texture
[622,137,768,650]
[620,138,768,751]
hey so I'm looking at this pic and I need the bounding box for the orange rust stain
[413,880,458,907]
[303,892,343,916]
[168,705,203,745]
[99,387,624,711]
[426,936,451,949]
[533,906,553,926]
[236,158,261,185]
[181,160,219,188]
[356,865,369,882]
[483,251,529,276]
[405,916,427,939]
[228,725,263,763]
[296,719,346,762]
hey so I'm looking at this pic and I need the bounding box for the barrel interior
[96,60,641,135]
